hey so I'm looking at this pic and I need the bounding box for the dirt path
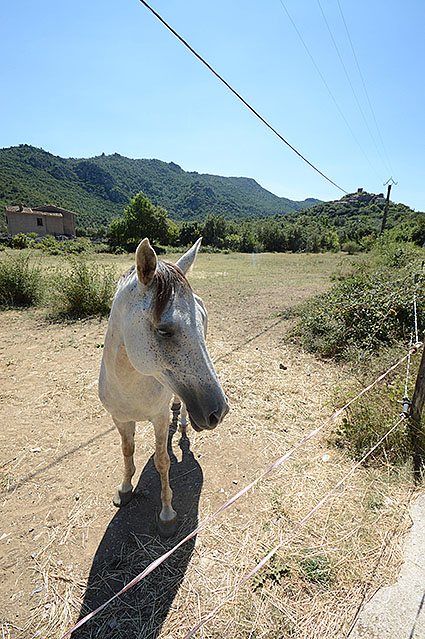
[0,252,416,639]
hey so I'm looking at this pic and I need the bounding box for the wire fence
[62,340,422,638]
[184,414,406,638]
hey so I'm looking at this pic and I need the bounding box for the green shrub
[93,242,110,253]
[50,258,117,318]
[342,241,361,255]
[39,235,61,254]
[332,369,414,464]
[371,236,421,269]
[300,556,333,586]
[290,244,425,360]
[251,558,290,591]
[37,236,94,255]
[62,238,93,254]
[12,233,30,249]
[0,254,42,306]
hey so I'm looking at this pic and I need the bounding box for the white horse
[98,238,228,536]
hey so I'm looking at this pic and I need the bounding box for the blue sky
[1,0,424,210]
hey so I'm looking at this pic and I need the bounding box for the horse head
[123,238,229,431]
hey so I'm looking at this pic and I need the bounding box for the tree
[178,221,202,246]
[108,192,172,251]
[202,214,228,248]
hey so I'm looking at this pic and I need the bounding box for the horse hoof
[171,401,181,412]
[158,515,178,538]
[113,489,134,508]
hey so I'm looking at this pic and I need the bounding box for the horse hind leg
[179,403,188,434]
[113,419,136,507]
[153,417,177,537]
[171,395,181,425]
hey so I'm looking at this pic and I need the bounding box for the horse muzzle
[188,396,229,432]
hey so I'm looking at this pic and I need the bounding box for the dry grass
[0,250,419,639]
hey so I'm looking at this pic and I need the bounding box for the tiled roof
[5,206,63,218]
[33,205,76,216]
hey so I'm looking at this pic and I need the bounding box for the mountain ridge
[0,145,321,231]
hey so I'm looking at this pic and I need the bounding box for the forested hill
[0,145,320,231]
[285,190,422,241]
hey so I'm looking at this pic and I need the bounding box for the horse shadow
[71,422,203,638]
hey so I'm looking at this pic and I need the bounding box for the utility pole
[380,177,397,234]
[410,345,425,479]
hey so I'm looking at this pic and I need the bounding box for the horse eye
[157,327,173,338]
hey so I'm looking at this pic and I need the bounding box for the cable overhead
[316,0,386,180]
[336,0,394,177]
[138,0,347,194]
[278,0,378,178]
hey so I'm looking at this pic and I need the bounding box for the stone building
[5,204,76,237]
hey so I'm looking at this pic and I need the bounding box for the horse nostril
[208,411,220,428]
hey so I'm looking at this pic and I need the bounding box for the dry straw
[61,343,422,638]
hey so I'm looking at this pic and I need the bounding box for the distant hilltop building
[5,204,76,237]
[335,189,386,205]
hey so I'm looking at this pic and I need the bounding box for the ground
[0,251,418,638]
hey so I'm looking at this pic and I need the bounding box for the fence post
[410,346,425,478]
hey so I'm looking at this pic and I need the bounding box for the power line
[336,0,394,177]
[278,0,379,179]
[138,0,347,194]
[316,0,387,180]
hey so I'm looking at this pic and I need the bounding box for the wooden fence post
[410,346,425,478]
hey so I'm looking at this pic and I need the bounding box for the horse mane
[153,261,191,323]
[117,260,191,323]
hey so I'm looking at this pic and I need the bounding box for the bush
[12,233,30,249]
[93,243,110,253]
[36,236,95,255]
[332,370,414,464]
[0,254,43,306]
[290,242,425,360]
[50,258,117,318]
[371,236,420,269]
[62,237,93,254]
[39,235,61,254]
[342,241,361,255]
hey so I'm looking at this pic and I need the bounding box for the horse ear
[176,237,202,275]
[136,238,157,286]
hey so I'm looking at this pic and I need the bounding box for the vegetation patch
[300,555,333,586]
[38,235,94,255]
[49,258,117,318]
[289,241,425,360]
[0,253,43,307]
[331,360,417,464]
[251,557,291,591]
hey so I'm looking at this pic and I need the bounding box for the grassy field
[0,249,418,639]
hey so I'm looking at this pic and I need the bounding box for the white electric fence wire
[413,262,424,345]
[62,343,422,637]
[183,415,406,638]
[405,334,413,398]
[414,289,419,345]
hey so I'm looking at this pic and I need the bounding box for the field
[0,250,417,638]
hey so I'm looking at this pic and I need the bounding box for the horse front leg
[153,417,177,537]
[113,419,136,507]
[171,395,188,434]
